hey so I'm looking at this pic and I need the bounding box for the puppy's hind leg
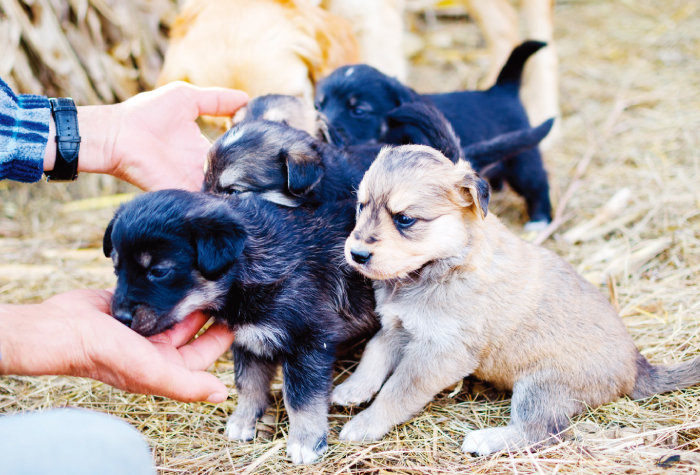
[226,347,277,441]
[502,148,552,230]
[332,325,408,406]
[283,346,336,464]
[462,376,580,456]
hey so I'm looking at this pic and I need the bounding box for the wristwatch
[45,97,81,181]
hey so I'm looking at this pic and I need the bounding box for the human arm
[0,289,235,403]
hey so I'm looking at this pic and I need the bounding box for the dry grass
[1,0,699,473]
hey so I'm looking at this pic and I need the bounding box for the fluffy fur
[337,145,700,454]
[157,0,359,103]
[315,41,553,229]
[103,190,378,464]
[233,94,328,140]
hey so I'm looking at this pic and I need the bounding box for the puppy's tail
[631,353,700,399]
[495,40,547,88]
[383,101,463,164]
[464,118,554,171]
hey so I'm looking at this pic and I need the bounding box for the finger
[148,312,209,347]
[189,87,249,117]
[145,365,229,403]
[177,322,235,371]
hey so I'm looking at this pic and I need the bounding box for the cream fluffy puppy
[338,145,700,455]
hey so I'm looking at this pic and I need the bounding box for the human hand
[77,82,247,191]
[0,289,235,403]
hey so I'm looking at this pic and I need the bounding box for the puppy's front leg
[282,347,335,464]
[332,325,408,406]
[340,339,476,442]
[226,347,277,441]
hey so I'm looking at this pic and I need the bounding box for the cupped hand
[0,289,235,403]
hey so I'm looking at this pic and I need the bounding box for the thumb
[190,87,249,117]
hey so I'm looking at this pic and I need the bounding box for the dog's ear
[103,214,118,257]
[186,202,247,279]
[283,141,325,197]
[459,172,491,219]
[384,102,463,163]
[384,77,420,106]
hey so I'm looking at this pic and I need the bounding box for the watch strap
[46,97,80,181]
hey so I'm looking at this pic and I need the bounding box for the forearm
[0,303,84,376]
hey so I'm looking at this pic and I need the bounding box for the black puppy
[103,190,378,464]
[203,97,553,206]
[315,41,553,230]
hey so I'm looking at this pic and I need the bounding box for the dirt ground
[1,0,699,473]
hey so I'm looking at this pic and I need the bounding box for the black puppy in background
[204,95,553,207]
[315,41,552,230]
[104,190,378,464]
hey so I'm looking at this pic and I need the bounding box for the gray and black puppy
[104,190,378,464]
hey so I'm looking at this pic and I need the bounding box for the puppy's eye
[222,186,249,196]
[350,105,370,118]
[393,214,416,229]
[148,266,173,281]
[356,202,365,215]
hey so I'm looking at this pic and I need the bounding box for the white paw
[225,414,256,441]
[331,379,377,406]
[523,220,549,233]
[286,438,327,464]
[461,427,519,456]
[339,410,389,442]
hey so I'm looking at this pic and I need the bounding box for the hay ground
[1,0,700,473]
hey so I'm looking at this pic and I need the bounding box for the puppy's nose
[113,309,133,326]
[350,249,372,265]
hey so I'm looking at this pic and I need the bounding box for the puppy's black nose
[350,249,372,265]
[113,309,133,326]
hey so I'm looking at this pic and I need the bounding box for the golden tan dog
[337,145,700,455]
[157,0,360,102]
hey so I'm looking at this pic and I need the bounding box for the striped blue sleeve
[0,78,50,183]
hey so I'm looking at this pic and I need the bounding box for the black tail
[495,40,547,88]
[381,101,463,164]
[631,354,700,399]
[463,118,554,171]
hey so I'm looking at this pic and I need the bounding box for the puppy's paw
[339,410,390,442]
[331,378,377,406]
[461,427,523,456]
[225,414,256,441]
[523,220,549,234]
[286,435,327,464]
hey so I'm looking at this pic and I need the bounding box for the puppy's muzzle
[113,309,133,326]
[350,248,372,265]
